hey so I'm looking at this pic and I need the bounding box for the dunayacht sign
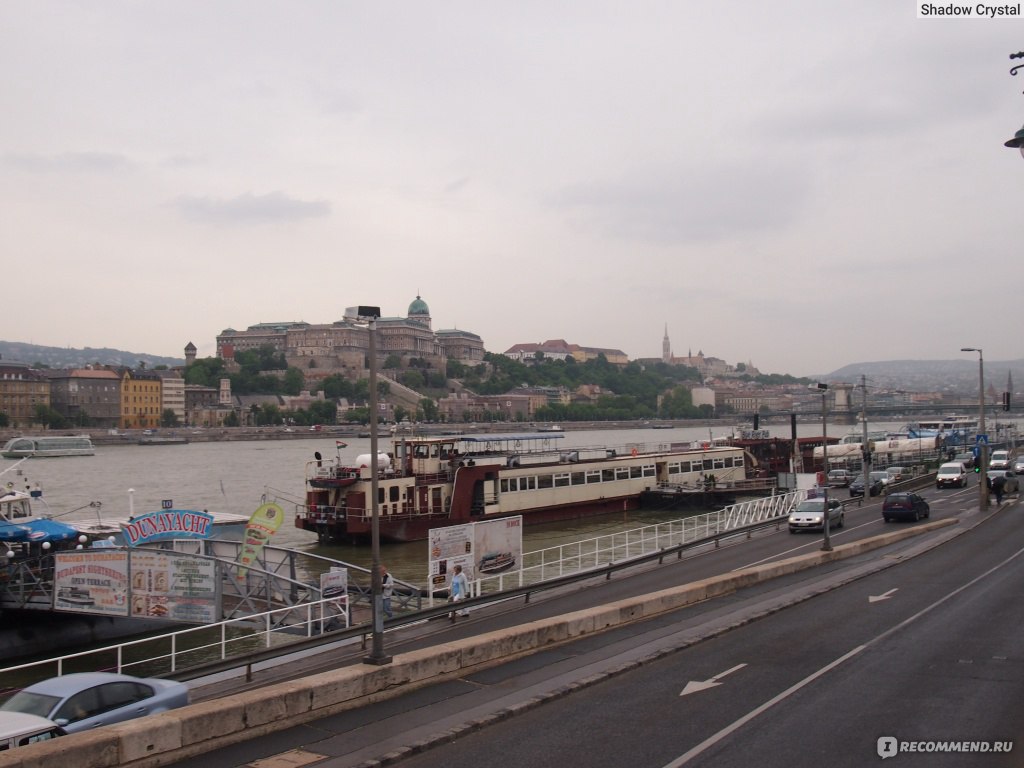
[120,510,215,546]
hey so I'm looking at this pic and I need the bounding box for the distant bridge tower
[832,383,856,425]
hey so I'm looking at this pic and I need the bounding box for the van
[0,713,64,751]
[989,450,1012,470]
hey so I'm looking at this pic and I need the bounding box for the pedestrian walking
[380,565,394,619]
[449,564,469,620]
[992,474,1006,505]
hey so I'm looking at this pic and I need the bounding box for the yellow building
[119,368,163,429]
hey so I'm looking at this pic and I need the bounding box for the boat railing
[466,488,808,596]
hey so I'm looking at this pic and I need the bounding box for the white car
[989,450,1012,470]
[788,497,845,533]
[935,462,968,488]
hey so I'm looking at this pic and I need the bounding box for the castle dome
[408,295,430,316]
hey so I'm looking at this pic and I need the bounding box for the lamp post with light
[358,305,391,666]
[810,382,832,552]
[961,347,989,512]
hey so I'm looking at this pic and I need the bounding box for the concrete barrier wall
[0,519,956,768]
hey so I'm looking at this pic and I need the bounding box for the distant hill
[0,341,184,370]
[826,359,1022,395]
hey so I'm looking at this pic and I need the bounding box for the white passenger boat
[1,435,95,458]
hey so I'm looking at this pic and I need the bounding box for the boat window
[389,486,400,502]
[500,479,512,493]
[668,462,680,474]
[571,472,585,485]
[642,465,655,477]
[602,469,615,482]
[537,474,553,489]
[615,467,630,480]
[524,476,536,490]
[703,459,714,471]
[586,470,601,484]
[414,446,429,458]
[430,445,440,458]
[629,466,642,478]
[713,458,726,470]
[554,473,570,488]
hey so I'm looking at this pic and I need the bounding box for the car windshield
[939,464,961,472]
[795,500,824,512]
[0,692,61,719]
[870,472,887,481]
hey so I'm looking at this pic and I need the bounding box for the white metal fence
[471,489,807,594]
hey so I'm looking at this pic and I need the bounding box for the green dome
[408,295,430,316]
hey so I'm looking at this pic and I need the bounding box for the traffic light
[1004,392,1011,411]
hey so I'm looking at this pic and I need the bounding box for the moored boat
[296,432,753,544]
[1,435,95,458]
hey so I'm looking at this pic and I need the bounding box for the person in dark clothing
[992,474,1006,505]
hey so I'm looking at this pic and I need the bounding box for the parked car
[986,469,1020,494]
[882,492,931,522]
[885,466,912,483]
[0,672,189,734]
[827,469,854,488]
[0,713,64,750]
[935,462,968,489]
[788,497,844,533]
[954,452,976,470]
[850,475,884,498]
[989,450,1012,470]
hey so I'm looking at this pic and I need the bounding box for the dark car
[850,476,883,498]
[882,492,930,522]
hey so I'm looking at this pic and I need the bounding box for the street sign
[976,434,988,445]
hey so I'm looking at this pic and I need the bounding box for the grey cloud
[173,191,331,224]
[550,162,809,244]
[4,151,133,172]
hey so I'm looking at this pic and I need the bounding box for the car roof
[19,672,152,696]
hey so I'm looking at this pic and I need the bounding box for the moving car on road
[935,462,968,489]
[0,713,64,750]
[850,475,884,498]
[0,672,189,734]
[989,450,1012,470]
[827,469,854,488]
[788,497,845,533]
[882,492,931,522]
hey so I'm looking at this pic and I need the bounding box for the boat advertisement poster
[319,567,349,628]
[53,551,130,617]
[236,502,285,578]
[53,550,220,622]
[427,517,523,594]
[120,509,216,546]
[129,550,219,623]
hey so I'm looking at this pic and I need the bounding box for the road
[173,480,1019,767]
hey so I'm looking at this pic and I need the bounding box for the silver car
[0,672,188,734]
[788,497,845,533]
[987,470,1020,495]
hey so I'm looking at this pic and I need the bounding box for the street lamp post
[359,305,391,666]
[811,382,832,552]
[961,347,989,512]
[1005,52,1024,156]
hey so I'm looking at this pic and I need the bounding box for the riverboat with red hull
[296,432,751,543]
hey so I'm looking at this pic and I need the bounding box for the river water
[1,418,1003,586]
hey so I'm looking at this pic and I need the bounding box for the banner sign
[427,517,523,597]
[129,550,220,623]
[121,510,215,546]
[53,551,130,616]
[237,502,285,578]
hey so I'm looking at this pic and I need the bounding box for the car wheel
[913,510,920,522]
[883,516,891,523]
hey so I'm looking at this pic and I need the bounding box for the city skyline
[3,4,1022,377]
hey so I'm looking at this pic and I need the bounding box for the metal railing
[467,489,807,595]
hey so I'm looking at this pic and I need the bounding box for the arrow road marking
[680,663,748,696]
[869,588,899,603]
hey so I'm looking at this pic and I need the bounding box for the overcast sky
[2,2,1022,377]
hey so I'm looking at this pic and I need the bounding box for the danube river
[0,419,986,585]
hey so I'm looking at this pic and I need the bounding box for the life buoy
[631,448,638,457]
